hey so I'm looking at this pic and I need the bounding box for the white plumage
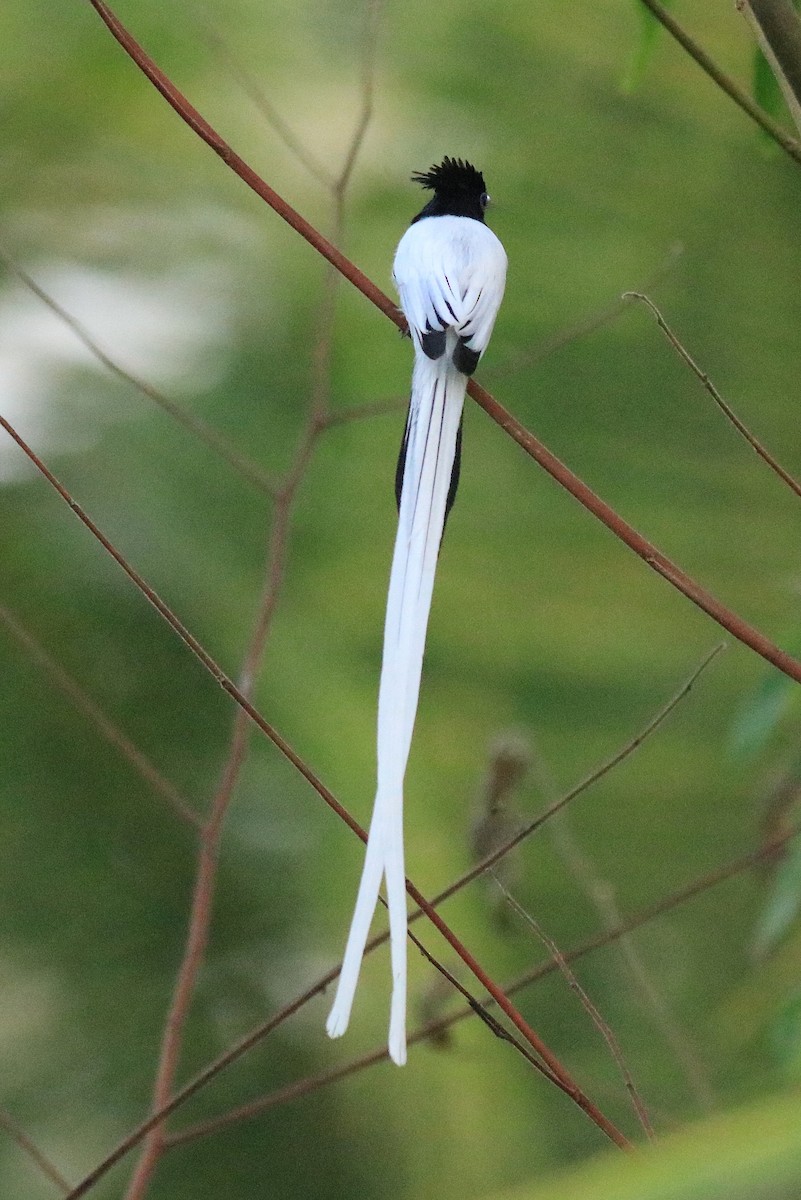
[326,189,507,1066]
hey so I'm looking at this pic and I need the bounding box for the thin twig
[0,247,277,499]
[121,13,380,1192]
[0,1108,72,1194]
[71,645,721,1163]
[82,0,801,687]
[423,644,727,913]
[486,242,684,381]
[545,800,716,1113]
[491,873,656,1141]
[403,923,560,1082]
[322,396,407,426]
[0,603,202,830]
[626,292,801,501]
[194,8,333,188]
[637,0,801,165]
[161,820,801,1149]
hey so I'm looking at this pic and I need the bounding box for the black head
[410,157,490,224]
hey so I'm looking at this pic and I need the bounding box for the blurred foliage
[2,1,801,1198]
[493,1092,801,1199]
[621,0,673,94]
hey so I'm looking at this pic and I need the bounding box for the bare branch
[0,1108,72,1194]
[194,9,333,188]
[637,0,801,165]
[82,0,801,685]
[626,292,801,501]
[0,603,201,830]
[0,247,277,499]
[491,873,656,1141]
[161,819,801,1149]
[742,0,801,127]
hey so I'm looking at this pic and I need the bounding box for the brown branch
[121,19,381,1188]
[60,644,719,1177]
[161,820,801,1149]
[402,923,561,1083]
[120,480,305,1200]
[83,0,801,687]
[746,0,801,111]
[491,873,656,1141]
[544,791,716,1114]
[0,247,277,499]
[637,0,801,165]
[626,292,801,501]
[85,0,399,326]
[0,603,201,830]
[0,1108,72,1194]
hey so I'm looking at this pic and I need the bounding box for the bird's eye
[480,192,490,210]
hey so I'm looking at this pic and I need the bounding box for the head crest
[411,157,486,196]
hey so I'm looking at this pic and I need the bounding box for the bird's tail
[326,347,467,1065]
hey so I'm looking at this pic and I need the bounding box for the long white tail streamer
[326,344,466,1065]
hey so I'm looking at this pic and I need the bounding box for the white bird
[327,157,508,1065]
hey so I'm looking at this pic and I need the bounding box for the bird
[326,156,508,1065]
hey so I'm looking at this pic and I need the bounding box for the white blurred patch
[0,206,265,482]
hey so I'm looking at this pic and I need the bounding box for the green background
[2,1,801,1196]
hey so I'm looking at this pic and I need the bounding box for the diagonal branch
[626,292,801,501]
[0,1108,72,1194]
[491,873,656,1140]
[0,416,630,1199]
[0,248,277,498]
[637,0,801,165]
[161,818,801,1149]
[743,0,801,120]
[83,0,801,687]
[0,603,202,830]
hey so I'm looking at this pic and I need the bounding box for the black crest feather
[411,157,486,196]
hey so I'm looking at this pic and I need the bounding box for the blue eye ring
[480,192,490,210]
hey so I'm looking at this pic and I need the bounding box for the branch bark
[637,0,801,163]
[746,0,801,121]
[82,0,801,688]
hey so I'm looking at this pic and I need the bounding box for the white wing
[393,214,507,361]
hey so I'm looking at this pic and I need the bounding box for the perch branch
[83,0,801,687]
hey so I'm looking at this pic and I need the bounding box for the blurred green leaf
[490,1092,801,1200]
[753,47,787,121]
[621,0,671,94]
[770,992,801,1080]
[753,837,801,959]
[728,670,800,759]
